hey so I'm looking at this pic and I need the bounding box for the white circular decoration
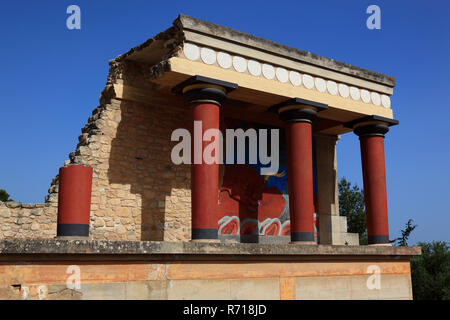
[371,92,381,106]
[247,60,261,76]
[338,83,349,98]
[233,56,247,73]
[200,47,216,65]
[361,89,371,103]
[381,95,391,108]
[315,78,326,92]
[262,64,275,80]
[183,43,200,61]
[289,71,301,86]
[349,87,361,101]
[327,80,338,95]
[303,74,314,89]
[217,52,232,69]
[276,67,289,83]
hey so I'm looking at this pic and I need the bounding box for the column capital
[345,115,399,138]
[172,75,238,106]
[270,98,328,123]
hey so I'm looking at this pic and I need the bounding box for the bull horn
[263,170,286,181]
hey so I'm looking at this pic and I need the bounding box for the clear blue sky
[0,1,448,244]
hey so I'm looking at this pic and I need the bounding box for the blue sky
[0,1,449,244]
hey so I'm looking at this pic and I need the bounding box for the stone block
[47,284,82,300]
[79,282,126,300]
[341,233,360,246]
[295,273,412,300]
[167,279,231,300]
[295,276,353,300]
[229,278,280,300]
[339,216,348,233]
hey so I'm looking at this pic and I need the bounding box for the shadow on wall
[107,97,191,241]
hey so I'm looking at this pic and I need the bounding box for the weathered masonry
[0,15,420,300]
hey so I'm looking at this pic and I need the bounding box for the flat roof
[176,15,395,87]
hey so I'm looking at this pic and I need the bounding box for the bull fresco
[218,119,318,238]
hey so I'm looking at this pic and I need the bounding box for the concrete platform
[0,240,420,300]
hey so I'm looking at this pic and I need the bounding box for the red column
[272,98,327,244]
[172,75,237,241]
[350,116,398,245]
[285,121,315,243]
[190,102,220,240]
[57,164,93,237]
[360,135,389,244]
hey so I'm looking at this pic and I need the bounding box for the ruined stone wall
[0,48,196,241]
[0,202,57,239]
[0,96,192,241]
[74,97,191,241]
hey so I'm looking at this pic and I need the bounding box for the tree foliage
[390,219,417,246]
[338,177,368,245]
[411,241,450,300]
[0,189,11,202]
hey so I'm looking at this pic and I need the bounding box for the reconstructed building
[0,15,420,300]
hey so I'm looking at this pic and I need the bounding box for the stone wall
[0,54,196,241]
[1,260,414,300]
[0,202,57,239]
[73,97,192,241]
[1,96,192,242]
[0,240,420,300]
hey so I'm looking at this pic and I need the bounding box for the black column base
[192,228,218,240]
[368,235,390,244]
[57,224,89,237]
[290,232,315,242]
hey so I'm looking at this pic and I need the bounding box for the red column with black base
[172,75,237,241]
[190,102,220,240]
[272,98,327,244]
[349,116,399,245]
[353,120,394,245]
[286,120,315,243]
[360,135,389,244]
[57,164,93,237]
